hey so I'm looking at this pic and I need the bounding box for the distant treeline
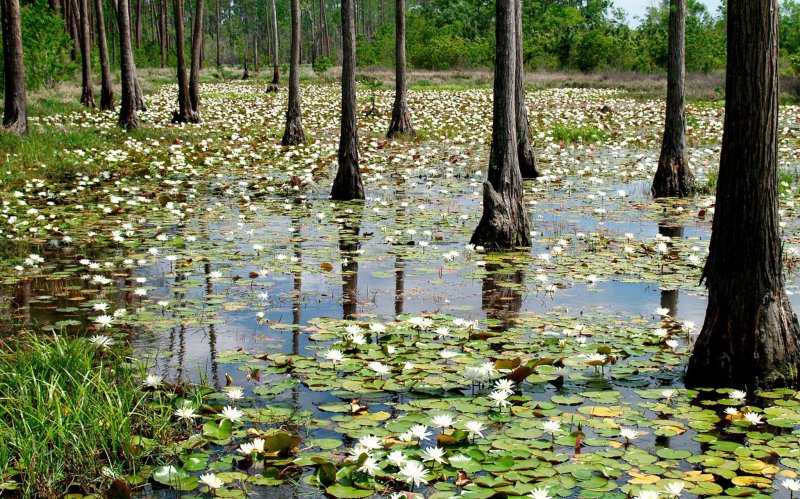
[5,0,800,91]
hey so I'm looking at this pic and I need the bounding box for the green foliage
[0,334,170,496]
[552,123,609,143]
[0,0,75,90]
[313,56,333,74]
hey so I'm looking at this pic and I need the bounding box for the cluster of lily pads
[1,82,800,497]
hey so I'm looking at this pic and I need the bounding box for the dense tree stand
[171,0,197,124]
[470,0,530,250]
[331,0,364,201]
[281,0,305,146]
[514,0,536,179]
[387,0,414,139]
[652,0,693,198]
[685,0,800,390]
[1,0,28,134]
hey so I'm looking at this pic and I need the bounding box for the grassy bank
[0,334,171,497]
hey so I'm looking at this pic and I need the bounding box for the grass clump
[0,334,169,497]
[552,123,609,144]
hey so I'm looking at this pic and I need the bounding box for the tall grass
[0,334,169,497]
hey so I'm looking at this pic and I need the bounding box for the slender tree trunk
[134,0,141,47]
[70,0,81,60]
[254,34,258,71]
[134,72,146,110]
[159,0,166,66]
[386,0,413,138]
[652,0,694,198]
[331,0,364,200]
[470,0,530,250]
[149,0,157,42]
[117,0,138,128]
[95,0,114,110]
[685,0,800,390]
[172,0,196,122]
[214,0,220,66]
[320,0,329,57]
[78,0,95,107]
[515,0,536,178]
[281,0,306,145]
[188,0,203,115]
[1,0,27,134]
[270,0,279,84]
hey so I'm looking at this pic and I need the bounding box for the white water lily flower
[221,405,244,423]
[724,407,740,416]
[619,427,639,440]
[174,404,198,421]
[226,387,244,401]
[199,472,224,489]
[345,324,362,336]
[358,455,380,476]
[744,412,763,425]
[782,479,800,492]
[409,424,432,442]
[89,335,115,348]
[542,420,562,434]
[368,361,391,376]
[663,481,685,497]
[489,389,511,409]
[324,349,344,364]
[369,323,386,334]
[729,389,747,402]
[252,438,265,453]
[357,435,383,450]
[464,420,485,438]
[399,460,429,487]
[634,490,660,499]
[430,413,455,428]
[494,378,515,394]
[655,307,671,317]
[144,374,163,388]
[94,315,114,328]
[238,442,255,455]
[420,446,446,464]
[387,450,408,467]
[528,488,552,499]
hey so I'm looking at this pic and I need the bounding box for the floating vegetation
[1,83,800,496]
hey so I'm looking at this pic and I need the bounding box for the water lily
[489,389,511,410]
[94,315,114,329]
[619,427,639,442]
[387,450,408,467]
[663,481,685,497]
[399,460,429,488]
[743,411,763,425]
[358,455,380,476]
[409,424,432,442]
[174,404,198,421]
[421,446,446,464]
[430,413,455,428]
[357,435,383,450]
[144,374,163,388]
[528,488,552,499]
[221,405,244,423]
[226,387,244,401]
[634,490,660,499]
[88,335,115,349]
[729,389,747,402]
[464,420,485,440]
[199,472,224,489]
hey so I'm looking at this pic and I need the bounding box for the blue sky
[614,0,723,26]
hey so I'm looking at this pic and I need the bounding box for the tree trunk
[117,0,138,128]
[281,0,305,145]
[159,0,166,66]
[514,0,536,179]
[134,0,141,47]
[70,0,81,60]
[470,0,530,250]
[386,0,413,138]
[483,263,524,331]
[188,0,203,115]
[652,0,694,198]
[214,0,220,66]
[331,0,364,201]
[339,215,361,320]
[95,0,114,110]
[172,0,196,122]
[685,0,800,390]
[320,0,329,57]
[78,0,95,107]
[270,0,279,85]
[1,0,27,134]
[253,34,258,71]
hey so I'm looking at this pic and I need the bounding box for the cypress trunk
[188,0,203,115]
[171,0,196,123]
[117,0,138,129]
[515,0,536,179]
[685,0,800,390]
[270,0,279,85]
[1,0,27,134]
[470,0,530,250]
[78,0,95,107]
[160,0,166,67]
[95,0,114,110]
[214,0,220,67]
[386,0,414,138]
[652,0,694,198]
[331,0,364,201]
[281,0,306,145]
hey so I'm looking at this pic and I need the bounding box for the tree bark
[515,0,536,179]
[160,0,167,66]
[652,0,694,198]
[331,0,364,201]
[78,0,95,107]
[188,0,203,115]
[270,0,279,85]
[1,0,27,134]
[386,0,413,138]
[214,0,220,66]
[117,0,139,128]
[319,0,329,57]
[69,0,81,60]
[281,0,306,145]
[171,0,196,122]
[95,0,114,110]
[685,0,800,390]
[134,0,141,47]
[470,0,530,250]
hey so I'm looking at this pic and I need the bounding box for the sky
[614,0,722,26]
